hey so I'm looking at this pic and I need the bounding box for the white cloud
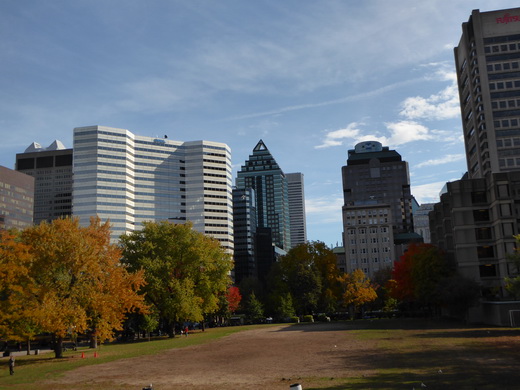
[411,181,447,204]
[315,122,363,149]
[305,195,343,224]
[399,72,460,121]
[415,154,465,168]
[385,121,433,145]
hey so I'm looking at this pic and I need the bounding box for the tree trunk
[90,331,98,349]
[54,335,64,358]
[26,337,31,356]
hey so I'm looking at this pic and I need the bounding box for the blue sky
[1,1,519,246]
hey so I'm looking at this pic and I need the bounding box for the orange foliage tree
[16,217,147,358]
[338,269,377,317]
[226,286,242,314]
[0,230,40,354]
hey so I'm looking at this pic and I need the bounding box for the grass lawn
[1,319,519,389]
[306,319,520,390]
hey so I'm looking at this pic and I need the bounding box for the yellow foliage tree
[338,269,377,318]
[19,217,147,357]
[0,230,40,354]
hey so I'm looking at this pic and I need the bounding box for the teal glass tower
[235,140,291,251]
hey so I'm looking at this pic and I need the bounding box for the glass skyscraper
[235,140,291,251]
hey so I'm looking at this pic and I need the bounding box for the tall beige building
[72,125,233,250]
[455,8,520,178]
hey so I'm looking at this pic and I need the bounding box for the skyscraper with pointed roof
[236,140,291,251]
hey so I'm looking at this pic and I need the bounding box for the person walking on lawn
[8,354,15,375]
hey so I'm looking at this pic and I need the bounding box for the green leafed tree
[276,241,340,316]
[120,221,233,337]
[506,234,520,299]
[243,292,264,323]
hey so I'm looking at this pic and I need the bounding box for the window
[471,191,487,204]
[477,245,494,258]
[479,264,497,277]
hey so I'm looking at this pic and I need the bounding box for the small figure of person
[8,354,15,375]
[184,326,188,337]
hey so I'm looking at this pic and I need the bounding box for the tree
[506,234,520,299]
[273,292,296,320]
[276,241,340,315]
[410,244,451,309]
[0,230,40,354]
[226,286,242,314]
[338,269,377,318]
[14,217,146,358]
[120,221,233,337]
[243,292,264,323]
[435,274,480,320]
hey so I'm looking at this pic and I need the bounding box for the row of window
[349,237,391,244]
[347,227,389,234]
[485,42,520,54]
[489,80,520,90]
[350,247,391,254]
[344,209,389,217]
[350,257,392,264]
[345,218,389,226]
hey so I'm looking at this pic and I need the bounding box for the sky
[1,0,519,247]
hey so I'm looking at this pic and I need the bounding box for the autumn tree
[0,230,40,354]
[389,243,479,317]
[274,241,340,315]
[226,286,242,314]
[120,221,233,337]
[338,269,377,318]
[10,217,147,358]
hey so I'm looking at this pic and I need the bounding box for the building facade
[341,141,413,277]
[16,141,73,225]
[286,172,307,248]
[72,125,233,250]
[235,140,291,251]
[413,203,435,244]
[430,172,520,301]
[0,165,34,230]
[455,7,520,179]
[232,187,257,284]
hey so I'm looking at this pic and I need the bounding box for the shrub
[302,315,314,323]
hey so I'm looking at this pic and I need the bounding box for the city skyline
[3,1,520,246]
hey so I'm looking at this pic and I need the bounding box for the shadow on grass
[305,369,520,390]
[274,318,473,333]
[306,332,520,389]
[414,328,520,339]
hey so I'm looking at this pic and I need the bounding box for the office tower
[16,141,73,225]
[341,141,414,277]
[235,140,291,251]
[72,125,233,250]
[413,203,435,244]
[429,172,519,309]
[455,7,520,178]
[0,166,34,230]
[232,187,257,284]
[286,172,307,248]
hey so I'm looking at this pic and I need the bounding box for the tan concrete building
[0,165,34,230]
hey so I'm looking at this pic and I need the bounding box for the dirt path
[43,322,374,389]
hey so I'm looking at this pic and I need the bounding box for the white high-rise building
[286,172,307,248]
[72,125,233,251]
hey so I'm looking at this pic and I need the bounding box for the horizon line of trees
[3,217,513,359]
